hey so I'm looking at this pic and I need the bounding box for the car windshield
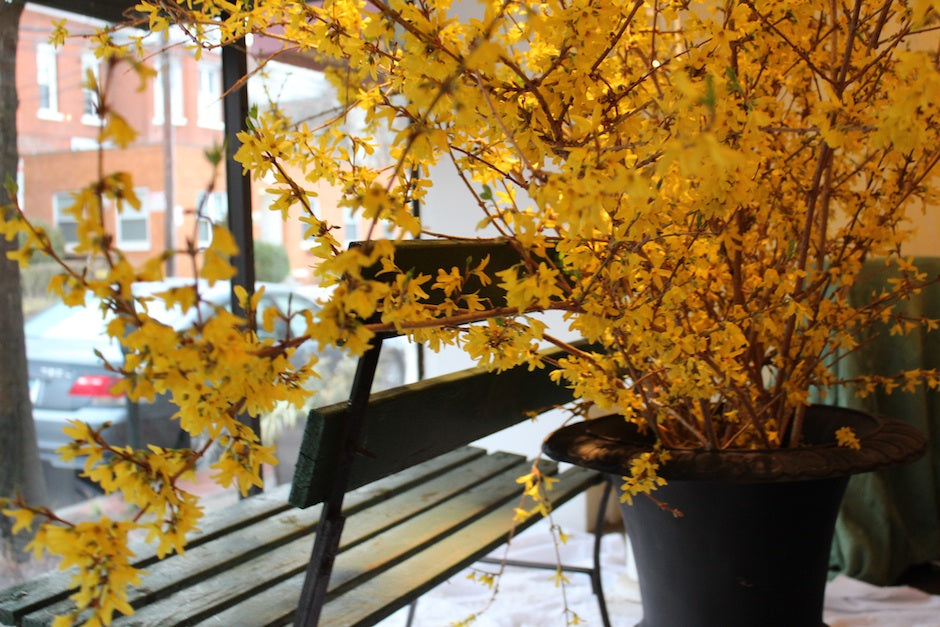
[25,302,112,340]
[24,298,181,340]
[24,284,320,341]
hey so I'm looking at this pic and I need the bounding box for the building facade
[16,3,355,283]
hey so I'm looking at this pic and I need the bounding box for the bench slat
[359,239,531,310]
[324,466,602,627]
[197,465,601,627]
[96,452,527,626]
[0,484,295,625]
[1,239,607,627]
[289,349,574,509]
[17,447,491,627]
[325,457,543,598]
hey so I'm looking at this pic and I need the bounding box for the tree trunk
[0,0,48,559]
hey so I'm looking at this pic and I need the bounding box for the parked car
[25,281,407,471]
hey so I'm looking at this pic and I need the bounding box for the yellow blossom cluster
[171,0,940,451]
[2,1,939,624]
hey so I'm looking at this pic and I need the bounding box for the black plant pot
[620,475,847,627]
[543,405,927,627]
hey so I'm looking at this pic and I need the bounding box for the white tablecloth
[380,520,940,626]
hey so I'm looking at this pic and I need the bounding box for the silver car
[25,282,406,471]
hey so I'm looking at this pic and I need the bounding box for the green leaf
[4,175,18,198]
[725,66,742,96]
[702,74,716,111]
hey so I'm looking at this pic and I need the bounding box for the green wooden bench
[0,240,612,626]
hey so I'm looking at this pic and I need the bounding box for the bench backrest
[287,238,572,508]
[289,347,574,508]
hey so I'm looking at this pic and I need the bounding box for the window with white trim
[36,44,61,119]
[196,191,228,246]
[153,56,186,125]
[116,188,150,251]
[197,62,223,128]
[53,191,78,251]
[81,53,100,124]
[343,206,359,244]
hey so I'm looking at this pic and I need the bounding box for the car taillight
[69,375,122,398]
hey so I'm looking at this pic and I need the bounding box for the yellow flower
[835,427,862,451]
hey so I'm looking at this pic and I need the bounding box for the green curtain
[826,258,940,585]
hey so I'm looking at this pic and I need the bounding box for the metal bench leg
[404,598,419,627]
[296,341,384,626]
[589,476,614,627]
[475,476,614,627]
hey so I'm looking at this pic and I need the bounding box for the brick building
[15,3,354,282]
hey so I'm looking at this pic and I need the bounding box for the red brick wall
[16,6,370,286]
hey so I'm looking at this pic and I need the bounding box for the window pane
[196,190,226,246]
[198,63,222,127]
[198,219,211,245]
[81,54,100,119]
[120,219,148,242]
[36,44,58,114]
[53,192,77,246]
[117,188,149,247]
[58,223,78,245]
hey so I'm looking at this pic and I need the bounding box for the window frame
[81,52,101,125]
[152,55,186,126]
[36,43,62,120]
[197,61,224,129]
[115,188,151,252]
[52,191,78,251]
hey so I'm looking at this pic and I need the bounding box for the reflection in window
[36,44,60,118]
[196,190,227,246]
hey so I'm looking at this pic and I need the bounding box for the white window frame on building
[70,136,101,151]
[53,191,78,251]
[196,190,228,247]
[153,55,186,126]
[81,52,101,125]
[197,61,224,129]
[36,43,62,120]
[115,188,151,251]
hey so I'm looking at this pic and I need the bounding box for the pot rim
[542,404,927,482]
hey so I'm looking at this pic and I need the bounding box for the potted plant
[227,1,934,624]
[217,0,939,622]
[3,0,938,625]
